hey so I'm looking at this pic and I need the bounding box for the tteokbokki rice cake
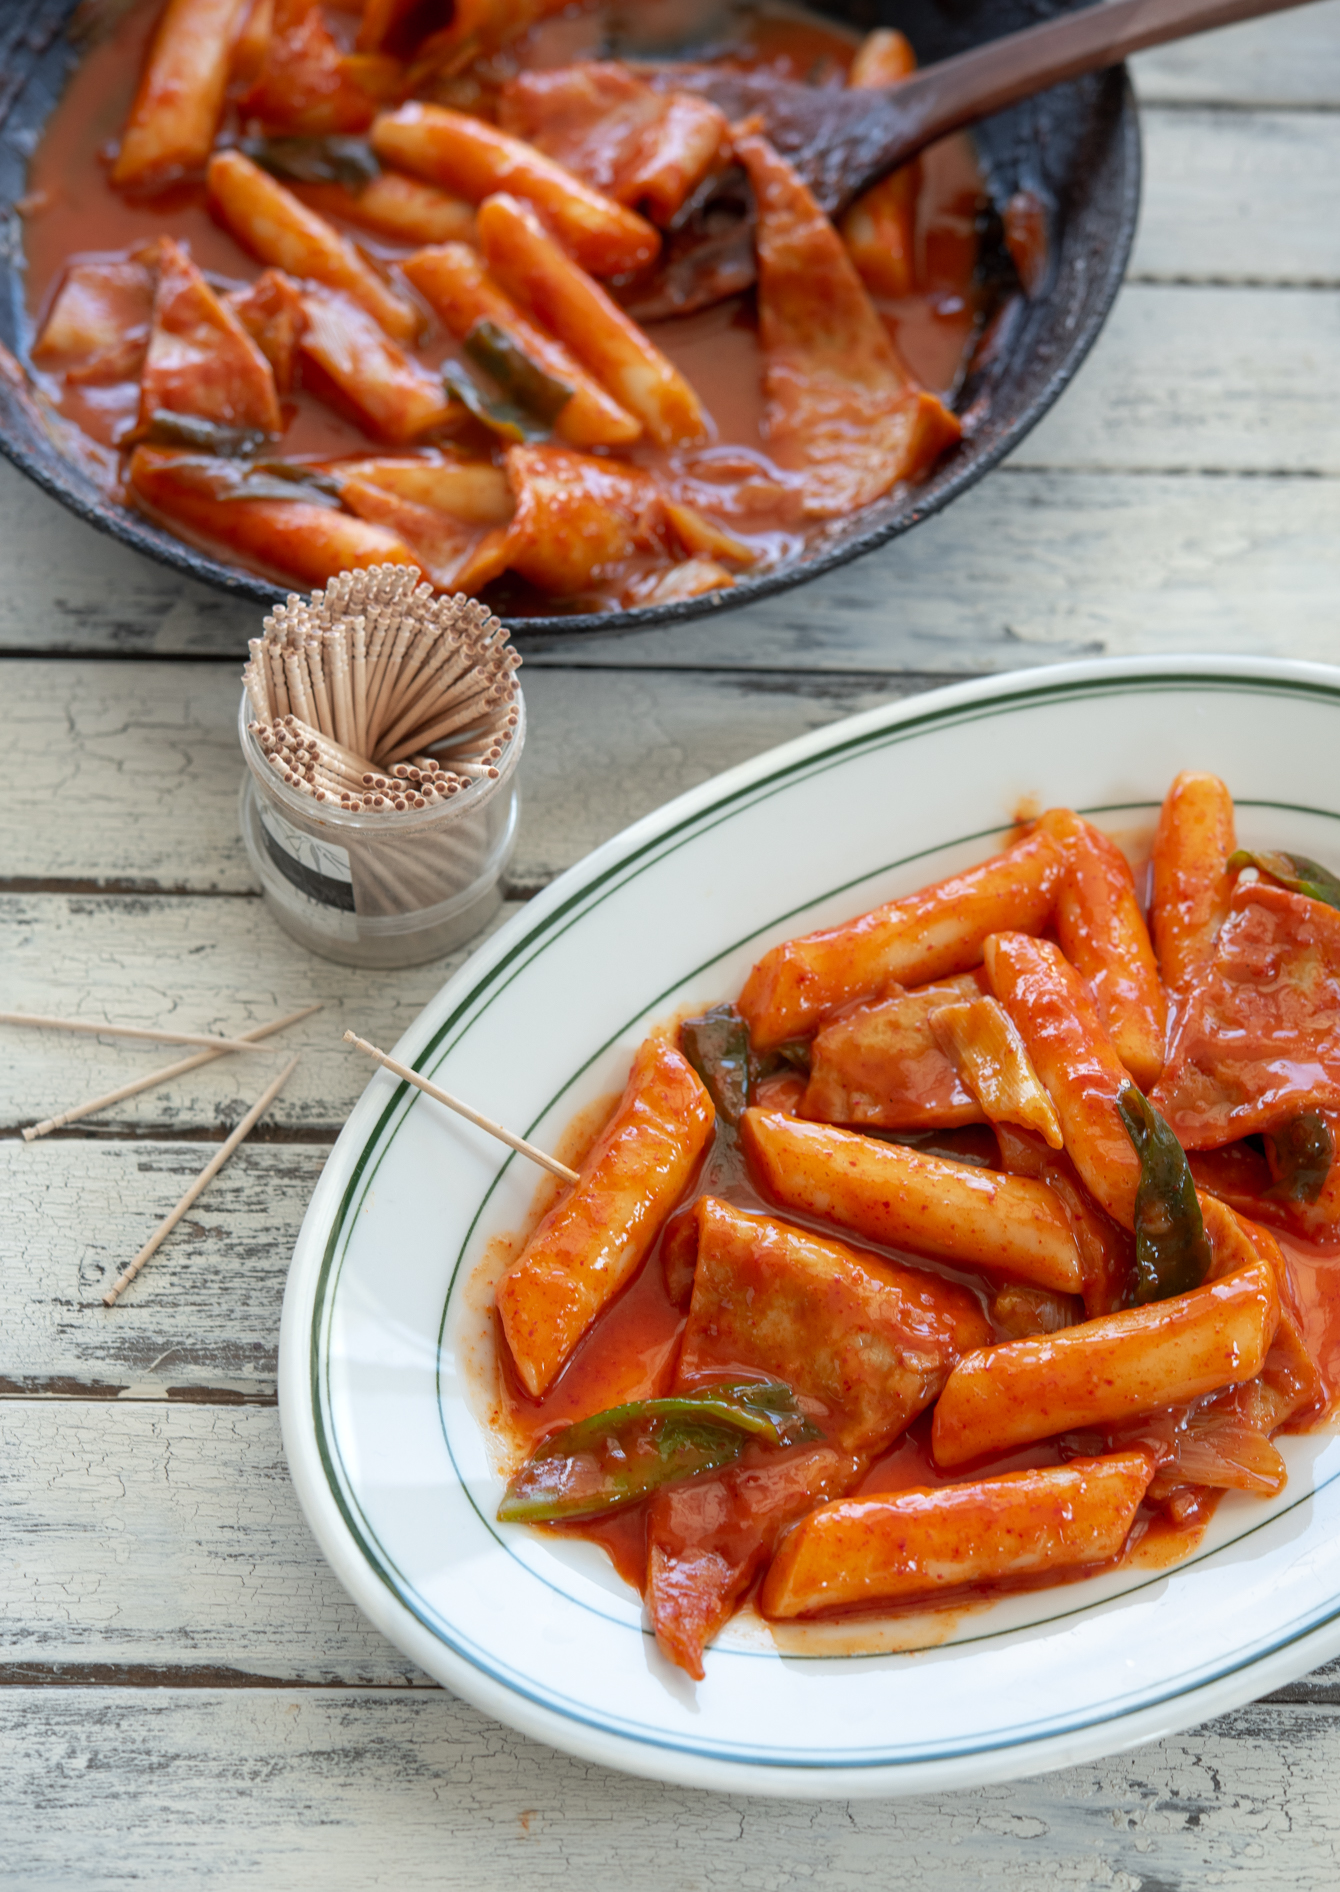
[484,772,1340,1677]
[21,0,1033,613]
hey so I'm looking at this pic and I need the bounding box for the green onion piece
[442,361,540,444]
[1117,1084,1213,1304]
[464,319,574,426]
[497,1380,818,1524]
[131,453,342,509]
[226,470,344,509]
[1228,848,1340,913]
[138,411,272,457]
[681,1006,811,1124]
[557,1382,816,1452]
[681,1004,752,1124]
[250,458,347,501]
[241,135,381,192]
[1265,1112,1335,1205]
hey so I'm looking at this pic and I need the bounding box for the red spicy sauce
[1279,1232,1340,1419]
[483,1096,1340,1648]
[20,0,994,608]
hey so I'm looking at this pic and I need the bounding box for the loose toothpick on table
[103,1055,301,1307]
[23,1002,322,1142]
[344,1032,579,1185]
[243,566,521,813]
[0,1011,276,1055]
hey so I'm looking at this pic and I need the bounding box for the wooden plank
[2,457,1338,673]
[2,1686,1340,1886]
[0,1402,423,1683]
[1132,0,1340,106]
[6,659,252,893]
[0,455,257,656]
[534,463,1340,674]
[2,1387,1336,1694]
[0,276,1336,657]
[1134,110,1340,284]
[3,1391,1339,1704]
[0,894,522,1136]
[1011,286,1340,474]
[0,1142,318,1397]
[1,661,915,894]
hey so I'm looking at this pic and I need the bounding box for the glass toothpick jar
[238,687,524,968]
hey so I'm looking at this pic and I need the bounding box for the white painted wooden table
[4,10,1340,1884]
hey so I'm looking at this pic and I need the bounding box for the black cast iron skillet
[0,0,1140,640]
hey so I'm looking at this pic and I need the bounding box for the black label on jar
[259,805,357,912]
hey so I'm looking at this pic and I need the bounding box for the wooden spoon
[622,0,1320,318]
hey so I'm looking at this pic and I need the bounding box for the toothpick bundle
[243,565,521,812]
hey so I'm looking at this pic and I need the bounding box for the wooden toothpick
[23,1003,323,1141]
[243,575,520,821]
[1,1012,274,1055]
[103,1056,301,1307]
[344,1031,579,1185]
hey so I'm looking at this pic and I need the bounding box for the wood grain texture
[0,1142,318,1396]
[3,1369,1339,1702]
[0,1402,424,1681]
[1,459,1337,671]
[532,465,1340,674]
[2,10,1339,1872]
[1134,110,1340,284]
[3,1687,1340,1887]
[1010,286,1340,474]
[1131,0,1340,104]
[0,280,1336,658]
[0,452,256,655]
[1,660,917,893]
[0,894,521,1136]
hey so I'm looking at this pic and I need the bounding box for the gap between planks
[0,1122,340,1144]
[0,1659,1335,1701]
[0,1664,427,1689]
[0,1379,278,1404]
[4,1687,1340,1891]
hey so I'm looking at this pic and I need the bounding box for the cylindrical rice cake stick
[761,1454,1155,1618]
[494,1037,715,1397]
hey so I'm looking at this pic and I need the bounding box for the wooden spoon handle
[891,0,1319,166]
[674,0,1320,212]
[632,0,1319,313]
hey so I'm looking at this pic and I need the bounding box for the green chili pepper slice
[136,411,273,458]
[464,320,574,426]
[249,458,347,502]
[1116,1084,1213,1304]
[442,360,546,445]
[681,1006,811,1124]
[242,134,381,192]
[681,1004,752,1124]
[1228,848,1340,913]
[1265,1112,1335,1205]
[497,1380,818,1524]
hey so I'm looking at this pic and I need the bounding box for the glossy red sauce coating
[1153,882,1340,1146]
[486,1091,1340,1638]
[481,812,1340,1643]
[21,0,991,610]
[1279,1234,1340,1422]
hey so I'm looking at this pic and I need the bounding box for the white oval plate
[279,656,1340,1798]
